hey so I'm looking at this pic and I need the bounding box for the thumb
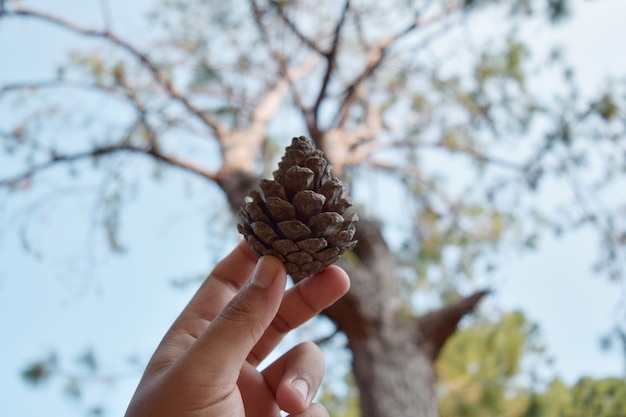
[187,256,287,382]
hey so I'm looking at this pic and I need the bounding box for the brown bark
[351,322,438,417]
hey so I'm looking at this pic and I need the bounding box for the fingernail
[291,378,310,403]
[251,257,279,289]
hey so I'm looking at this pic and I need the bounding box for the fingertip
[251,255,285,289]
[322,265,350,293]
[298,265,350,304]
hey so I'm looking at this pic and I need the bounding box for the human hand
[124,240,350,417]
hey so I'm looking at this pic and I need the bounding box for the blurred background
[1,0,626,416]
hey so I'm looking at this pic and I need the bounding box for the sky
[1,0,626,416]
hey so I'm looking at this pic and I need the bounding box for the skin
[124,240,350,417]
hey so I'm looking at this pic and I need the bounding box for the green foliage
[437,311,545,417]
[438,313,626,417]
[397,199,514,305]
[566,377,626,417]
[475,37,529,90]
[593,93,620,122]
[21,348,144,415]
[22,352,57,386]
[547,0,570,23]
[22,349,99,398]
[525,377,626,417]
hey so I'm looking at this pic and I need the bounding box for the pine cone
[238,136,358,279]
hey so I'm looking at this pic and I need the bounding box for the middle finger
[247,265,350,366]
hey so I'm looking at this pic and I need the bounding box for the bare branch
[418,289,490,361]
[0,145,218,188]
[270,2,325,55]
[367,137,525,174]
[250,0,319,131]
[113,70,159,149]
[334,1,465,127]
[313,328,341,347]
[219,54,318,173]
[0,79,116,97]
[4,8,225,136]
[312,0,352,134]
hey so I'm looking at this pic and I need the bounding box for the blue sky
[1,0,625,416]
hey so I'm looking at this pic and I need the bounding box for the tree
[2,0,625,416]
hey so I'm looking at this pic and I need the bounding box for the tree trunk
[351,321,438,417]
[218,169,487,417]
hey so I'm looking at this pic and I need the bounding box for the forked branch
[418,289,490,361]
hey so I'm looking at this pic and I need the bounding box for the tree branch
[334,1,464,127]
[312,0,351,137]
[114,70,159,149]
[0,145,218,188]
[270,2,325,56]
[217,54,318,176]
[418,289,490,361]
[4,8,225,136]
[0,79,139,106]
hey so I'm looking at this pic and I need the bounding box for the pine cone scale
[272,239,299,255]
[297,237,328,252]
[277,220,311,241]
[265,197,296,222]
[293,190,325,219]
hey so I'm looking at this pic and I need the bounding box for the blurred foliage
[321,310,626,417]
[524,377,626,417]
[22,348,99,399]
[437,311,546,417]
[319,373,362,417]
[21,347,144,415]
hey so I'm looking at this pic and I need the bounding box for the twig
[0,145,218,188]
[271,2,325,55]
[249,0,319,133]
[114,71,159,148]
[313,328,341,347]
[312,0,351,131]
[334,1,465,128]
